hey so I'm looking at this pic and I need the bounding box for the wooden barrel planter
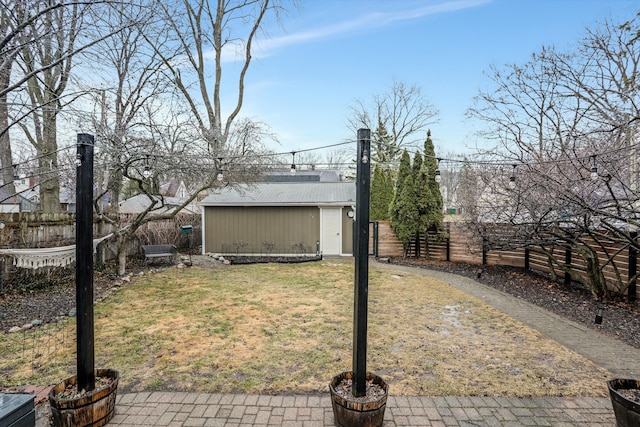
[329,371,388,427]
[608,378,640,427]
[49,369,119,427]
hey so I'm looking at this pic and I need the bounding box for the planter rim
[49,369,119,404]
[330,371,388,406]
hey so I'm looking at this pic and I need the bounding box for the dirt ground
[1,254,639,352]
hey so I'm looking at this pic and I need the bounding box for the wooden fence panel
[374,220,640,299]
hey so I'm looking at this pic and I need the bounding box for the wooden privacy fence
[374,220,639,300]
[0,212,202,288]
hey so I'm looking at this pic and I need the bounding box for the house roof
[263,169,342,182]
[200,182,355,207]
[0,187,18,205]
[119,194,181,213]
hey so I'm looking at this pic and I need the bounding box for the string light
[2,131,639,206]
[509,164,517,189]
[216,157,224,181]
[590,155,598,181]
[290,151,296,175]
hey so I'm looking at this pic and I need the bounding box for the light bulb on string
[360,147,369,164]
[142,154,152,179]
[290,151,297,175]
[216,158,224,181]
[435,158,442,183]
[590,155,598,181]
[509,164,517,189]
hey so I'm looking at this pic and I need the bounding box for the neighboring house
[0,187,21,213]
[18,187,39,212]
[200,182,356,257]
[60,186,76,212]
[160,180,189,201]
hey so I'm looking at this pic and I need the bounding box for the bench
[142,244,177,265]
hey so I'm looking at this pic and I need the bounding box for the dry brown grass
[0,261,611,397]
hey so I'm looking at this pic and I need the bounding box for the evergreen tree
[411,151,424,257]
[383,168,395,219]
[419,130,444,256]
[390,149,418,257]
[372,118,399,165]
[371,164,392,221]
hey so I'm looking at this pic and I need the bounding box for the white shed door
[321,208,341,255]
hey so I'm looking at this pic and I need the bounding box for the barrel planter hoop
[329,371,388,427]
[608,378,640,427]
[49,369,119,427]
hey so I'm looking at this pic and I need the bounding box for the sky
[231,0,638,160]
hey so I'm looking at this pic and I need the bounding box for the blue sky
[236,0,637,159]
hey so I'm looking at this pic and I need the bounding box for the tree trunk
[0,62,15,196]
[582,249,609,299]
[117,235,128,276]
[38,109,61,212]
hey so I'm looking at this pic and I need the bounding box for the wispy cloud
[251,0,491,59]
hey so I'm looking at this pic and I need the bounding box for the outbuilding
[200,182,355,257]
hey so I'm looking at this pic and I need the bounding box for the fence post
[629,231,637,303]
[446,223,450,262]
[565,246,572,285]
[482,236,487,265]
[524,248,530,271]
[372,221,379,258]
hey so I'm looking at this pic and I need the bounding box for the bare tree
[149,0,284,156]
[13,2,89,212]
[466,12,640,298]
[0,3,17,195]
[348,79,439,164]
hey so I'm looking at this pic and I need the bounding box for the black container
[607,378,640,427]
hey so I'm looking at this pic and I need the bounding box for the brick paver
[92,393,613,426]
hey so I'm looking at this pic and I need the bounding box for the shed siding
[204,206,320,254]
[342,207,353,255]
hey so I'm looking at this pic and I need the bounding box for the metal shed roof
[200,182,355,206]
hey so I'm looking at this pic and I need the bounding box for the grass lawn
[0,261,611,397]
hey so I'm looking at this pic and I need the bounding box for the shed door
[321,208,341,255]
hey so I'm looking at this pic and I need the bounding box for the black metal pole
[76,133,95,392]
[373,221,379,258]
[629,231,637,303]
[445,223,450,262]
[524,248,530,271]
[352,128,371,398]
[565,246,572,285]
[481,236,487,265]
